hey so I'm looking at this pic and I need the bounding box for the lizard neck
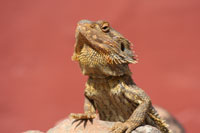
[79,62,132,78]
[87,74,135,91]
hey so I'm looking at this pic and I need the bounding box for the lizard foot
[70,113,96,128]
[110,121,137,133]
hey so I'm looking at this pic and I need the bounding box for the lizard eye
[101,22,110,33]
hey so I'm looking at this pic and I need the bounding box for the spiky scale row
[148,112,171,133]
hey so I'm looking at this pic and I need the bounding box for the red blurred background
[0,0,200,132]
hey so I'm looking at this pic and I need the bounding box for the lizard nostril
[121,42,125,51]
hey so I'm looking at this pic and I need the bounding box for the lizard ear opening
[121,42,125,51]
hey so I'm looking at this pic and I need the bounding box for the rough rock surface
[24,106,185,133]
[47,118,161,133]
[132,125,161,133]
[25,119,160,133]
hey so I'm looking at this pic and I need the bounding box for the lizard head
[72,20,137,78]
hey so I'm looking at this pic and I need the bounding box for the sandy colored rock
[132,125,161,133]
[24,118,161,133]
[24,106,185,133]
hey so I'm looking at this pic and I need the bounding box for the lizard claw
[70,113,96,119]
[110,121,137,133]
[70,113,96,128]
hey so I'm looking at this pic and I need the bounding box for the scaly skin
[70,20,170,133]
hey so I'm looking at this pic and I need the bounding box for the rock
[24,118,161,133]
[47,117,113,133]
[47,118,161,133]
[132,125,161,133]
[24,106,185,133]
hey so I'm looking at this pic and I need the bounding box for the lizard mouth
[74,32,86,54]
[72,31,94,61]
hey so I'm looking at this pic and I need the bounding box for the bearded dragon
[70,20,170,133]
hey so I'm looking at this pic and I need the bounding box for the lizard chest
[85,80,137,122]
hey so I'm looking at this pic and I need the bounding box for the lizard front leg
[111,85,151,133]
[70,96,96,127]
